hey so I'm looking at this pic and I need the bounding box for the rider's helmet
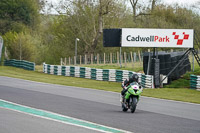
[129,74,139,83]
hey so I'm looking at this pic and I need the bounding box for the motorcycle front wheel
[130,97,137,113]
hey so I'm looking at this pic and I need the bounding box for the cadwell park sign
[103,28,197,88]
[121,28,193,48]
[103,28,194,48]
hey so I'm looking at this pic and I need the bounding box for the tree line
[0,0,200,65]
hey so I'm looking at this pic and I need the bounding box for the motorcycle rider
[121,74,141,105]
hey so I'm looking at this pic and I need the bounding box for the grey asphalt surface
[0,76,200,133]
[0,108,101,133]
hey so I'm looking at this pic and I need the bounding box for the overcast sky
[164,0,199,4]
[43,0,200,14]
[48,0,199,5]
[164,0,199,5]
[48,0,199,4]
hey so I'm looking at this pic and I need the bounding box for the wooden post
[60,58,63,65]
[110,53,112,64]
[85,54,87,65]
[80,55,82,65]
[97,53,99,65]
[147,49,151,75]
[121,51,123,66]
[124,52,126,67]
[104,53,106,64]
[91,54,93,64]
[134,52,136,62]
[130,52,134,68]
[69,57,71,65]
[117,52,119,65]
[74,56,76,65]
[138,50,142,64]
[64,57,66,65]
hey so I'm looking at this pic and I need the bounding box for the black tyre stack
[143,51,191,84]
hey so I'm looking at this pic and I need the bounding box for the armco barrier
[190,75,200,89]
[141,75,154,88]
[43,63,154,88]
[4,59,35,71]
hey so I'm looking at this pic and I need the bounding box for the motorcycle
[120,83,143,113]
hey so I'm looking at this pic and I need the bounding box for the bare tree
[129,0,160,21]
[129,0,139,21]
[151,0,156,11]
[53,0,119,54]
[192,1,200,9]
[91,0,113,53]
[150,0,160,12]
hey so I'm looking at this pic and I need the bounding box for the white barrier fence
[190,75,200,89]
[43,63,154,88]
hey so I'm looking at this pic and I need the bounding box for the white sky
[48,0,199,3]
[164,0,199,5]
[43,0,200,14]
[48,0,199,5]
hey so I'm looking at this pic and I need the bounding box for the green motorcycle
[121,83,143,113]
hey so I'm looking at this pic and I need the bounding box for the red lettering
[166,36,170,42]
[163,38,165,42]
[155,36,158,41]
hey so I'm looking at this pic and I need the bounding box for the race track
[0,76,199,133]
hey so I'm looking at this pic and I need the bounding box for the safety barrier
[43,63,154,88]
[141,75,154,88]
[190,75,200,89]
[4,59,35,71]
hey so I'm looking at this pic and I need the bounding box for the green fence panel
[115,70,123,82]
[102,69,109,81]
[91,68,96,80]
[54,66,58,75]
[14,60,19,68]
[80,67,86,78]
[116,76,122,82]
[42,64,154,88]
[10,59,16,67]
[4,60,10,66]
[62,66,66,76]
[190,75,200,89]
[70,66,75,77]
[47,65,51,74]
[4,59,35,71]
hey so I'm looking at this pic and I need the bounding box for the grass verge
[80,63,143,72]
[0,66,200,104]
[164,61,200,88]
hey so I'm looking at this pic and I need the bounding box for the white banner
[121,28,194,48]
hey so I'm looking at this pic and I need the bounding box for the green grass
[0,66,120,92]
[81,64,143,72]
[36,62,143,74]
[63,62,144,72]
[164,61,200,88]
[142,88,200,104]
[0,66,200,104]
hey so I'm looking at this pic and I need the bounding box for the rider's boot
[122,96,129,109]
[120,94,123,103]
